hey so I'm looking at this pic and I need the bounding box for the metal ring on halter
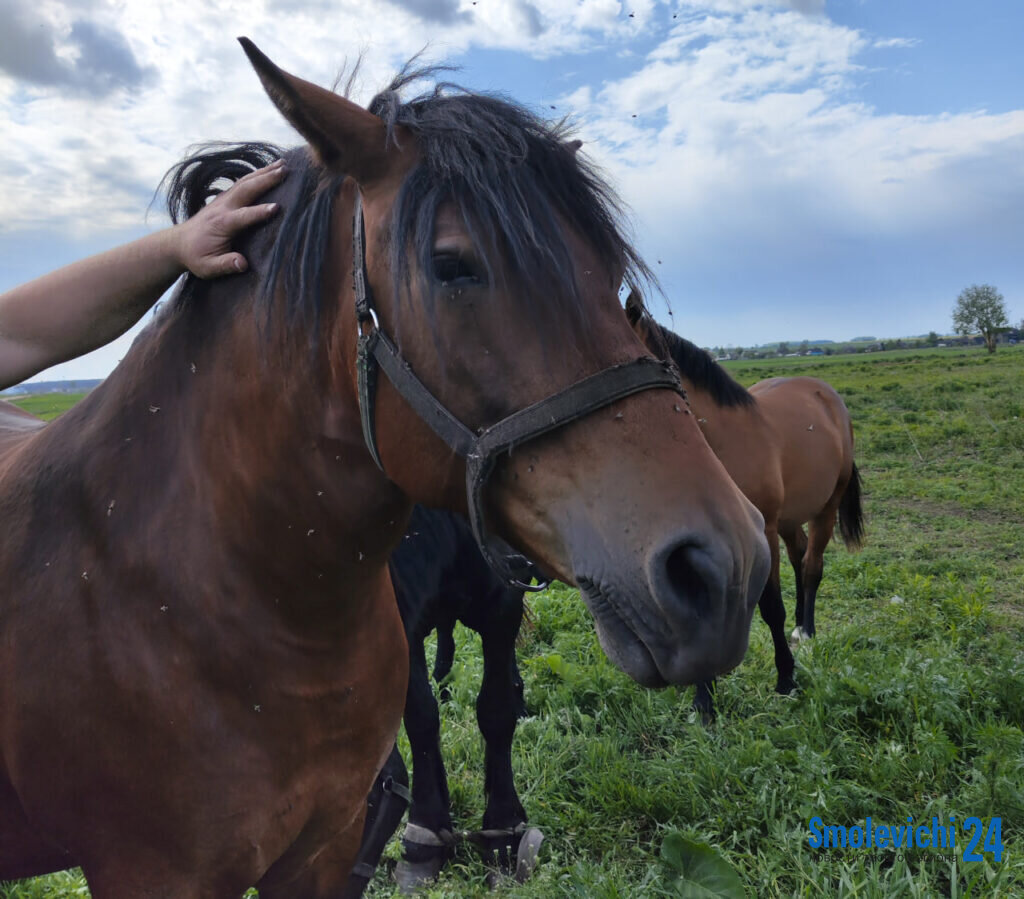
[359,307,380,336]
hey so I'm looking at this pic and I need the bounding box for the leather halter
[352,191,686,589]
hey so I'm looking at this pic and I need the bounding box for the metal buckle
[359,306,380,336]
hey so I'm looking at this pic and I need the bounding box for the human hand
[173,159,287,278]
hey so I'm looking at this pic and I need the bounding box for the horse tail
[838,461,865,550]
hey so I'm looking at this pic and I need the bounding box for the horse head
[241,40,769,687]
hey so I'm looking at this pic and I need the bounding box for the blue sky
[2,0,1022,380]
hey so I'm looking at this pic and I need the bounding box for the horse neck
[679,375,755,452]
[51,268,408,609]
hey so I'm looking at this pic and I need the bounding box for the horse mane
[158,62,655,344]
[163,141,286,223]
[625,295,753,408]
[161,142,338,338]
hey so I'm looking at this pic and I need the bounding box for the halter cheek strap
[352,192,686,589]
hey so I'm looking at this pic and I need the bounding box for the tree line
[707,284,1019,359]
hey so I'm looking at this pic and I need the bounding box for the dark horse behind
[0,40,769,897]
[345,506,532,897]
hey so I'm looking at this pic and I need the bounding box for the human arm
[0,159,287,390]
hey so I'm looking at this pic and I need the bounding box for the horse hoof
[515,827,544,883]
[395,856,446,894]
[776,675,797,695]
[790,626,811,646]
[691,701,716,727]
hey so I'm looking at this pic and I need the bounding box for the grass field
[3,393,83,420]
[3,346,1023,897]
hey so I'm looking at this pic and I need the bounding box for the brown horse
[0,43,770,896]
[627,297,863,717]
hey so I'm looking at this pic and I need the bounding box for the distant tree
[777,341,790,356]
[927,331,939,347]
[953,284,1009,354]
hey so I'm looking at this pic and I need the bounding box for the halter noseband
[352,191,686,590]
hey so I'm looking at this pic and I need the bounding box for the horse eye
[432,254,481,287]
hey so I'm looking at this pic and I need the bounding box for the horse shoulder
[755,378,851,525]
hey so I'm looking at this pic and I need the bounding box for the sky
[1,0,1022,381]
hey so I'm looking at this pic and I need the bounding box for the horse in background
[0,40,770,896]
[627,295,863,717]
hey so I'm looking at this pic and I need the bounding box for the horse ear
[624,290,645,326]
[239,38,389,183]
[566,139,583,155]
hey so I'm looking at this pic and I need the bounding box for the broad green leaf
[660,832,747,899]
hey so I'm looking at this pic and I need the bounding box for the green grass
[4,347,1024,897]
[5,393,85,421]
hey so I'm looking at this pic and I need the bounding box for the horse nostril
[661,541,716,619]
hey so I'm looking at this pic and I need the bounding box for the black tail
[838,462,865,550]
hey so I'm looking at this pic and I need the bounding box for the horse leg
[342,744,410,899]
[255,808,368,899]
[801,509,837,639]
[474,588,532,879]
[759,530,796,695]
[394,641,455,892]
[693,679,716,725]
[782,524,806,638]
[782,524,810,642]
[81,841,248,899]
[0,780,76,881]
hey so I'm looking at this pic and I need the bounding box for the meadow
[3,345,1022,898]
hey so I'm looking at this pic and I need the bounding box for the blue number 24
[963,817,1003,863]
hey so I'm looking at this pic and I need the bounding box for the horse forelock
[369,70,655,336]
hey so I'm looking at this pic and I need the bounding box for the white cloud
[873,36,920,49]
[0,0,653,236]
[560,3,1024,263]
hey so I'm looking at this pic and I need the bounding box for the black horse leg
[800,515,834,639]
[785,526,809,637]
[759,575,796,695]
[693,679,717,724]
[342,744,410,899]
[474,589,528,872]
[395,642,456,890]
